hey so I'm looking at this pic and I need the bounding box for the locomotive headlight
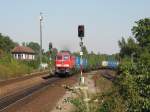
[56,64,61,67]
[64,64,69,67]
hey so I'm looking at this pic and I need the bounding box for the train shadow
[42,73,70,80]
[42,73,56,79]
[100,69,116,81]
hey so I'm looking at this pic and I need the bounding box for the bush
[0,54,33,79]
[116,58,150,112]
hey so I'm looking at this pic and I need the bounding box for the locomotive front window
[57,55,62,60]
[64,55,69,60]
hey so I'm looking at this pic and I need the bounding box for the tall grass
[0,54,32,80]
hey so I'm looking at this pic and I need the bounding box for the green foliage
[71,91,100,112]
[45,48,58,67]
[118,37,140,58]
[72,74,125,112]
[22,60,40,69]
[87,52,100,70]
[42,54,49,63]
[98,89,126,112]
[50,48,58,60]
[0,54,32,79]
[99,98,115,112]
[26,42,40,54]
[117,18,150,112]
[0,33,17,53]
[117,59,150,112]
[82,45,88,55]
[0,33,50,79]
[132,18,150,49]
[71,98,87,112]
[86,53,117,70]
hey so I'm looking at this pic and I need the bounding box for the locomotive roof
[57,51,71,55]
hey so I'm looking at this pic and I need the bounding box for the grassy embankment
[96,71,126,112]
[71,70,126,112]
[0,54,39,80]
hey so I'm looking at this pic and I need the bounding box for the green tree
[118,37,140,58]
[132,18,150,49]
[48,48,58,60]
[26,42,40,54]
[22,42,26,46]
[117,18,150,112]
[82,45,88,56]
[0,33,17,53]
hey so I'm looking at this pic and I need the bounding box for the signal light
[49,42,52,51]
[78,25,84,37]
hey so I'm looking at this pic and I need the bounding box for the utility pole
[49,42,53,74]
[39,12,43,68]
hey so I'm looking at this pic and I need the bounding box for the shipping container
[101,60,119,69]
[75,56,88,70]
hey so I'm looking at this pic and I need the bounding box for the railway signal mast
[78,25,85,85]
[77,25,89,112]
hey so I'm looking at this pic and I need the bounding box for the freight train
[101,60,119,69]
[54,51,119,76]
[55,51,88,76]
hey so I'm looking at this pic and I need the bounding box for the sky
[0,0,149,54]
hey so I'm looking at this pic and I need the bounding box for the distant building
[12,46,35,60]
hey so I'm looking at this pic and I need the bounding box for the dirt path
[51,71,98,112]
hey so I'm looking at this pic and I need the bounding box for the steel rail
[0,77,60,111]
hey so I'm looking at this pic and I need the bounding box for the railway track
[0,76,60,111]
[0,70,102,111]
[0,70,51,86]
[100,69,117,81]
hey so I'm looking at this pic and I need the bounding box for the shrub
[0,54,33,79]
[116,58,150,112]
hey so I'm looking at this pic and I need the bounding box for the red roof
[12,46,35,54]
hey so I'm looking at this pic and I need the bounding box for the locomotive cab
[55,51,75,75]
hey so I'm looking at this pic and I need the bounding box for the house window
[22,54,23,59]
[18,54,21,59]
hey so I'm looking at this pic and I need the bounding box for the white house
[12,46,35,60]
